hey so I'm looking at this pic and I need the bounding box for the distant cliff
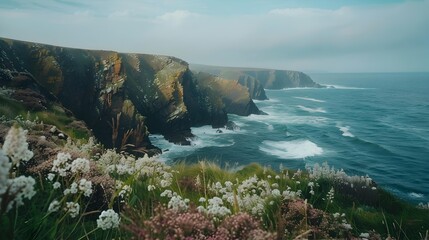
[0,38,260,150]
[190,64,323,100]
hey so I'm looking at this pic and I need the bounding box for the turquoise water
[150,73,429,203]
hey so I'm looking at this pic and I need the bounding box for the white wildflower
[47,173,55,181]
[341,223,352,230]
[78,178,93,197]
[360,233,370,238]
[205,197,231,218]
[53,182,61,189]
[118,184,132,198]
[160,189,173,198]
[275,175,280,180]
[52,152,72,177]
[0,150,11,195]
[167,194,189,212]
[64,182,78,195]
[48,200,61,213]
[70,158,90,174]
[2,126,33,167]
[64,202,80,218]
[6,176,36,212]
[147,185,156,191]
[271,189,281,197]
[97,209,120,230]
[199,197,206,203]
[326,187,335,203]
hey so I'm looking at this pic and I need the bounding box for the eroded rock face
[0,38,260,148]
[190,64,323,99]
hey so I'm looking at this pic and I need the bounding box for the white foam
[338,125,355,137]
[325,85,371,90]
[297,105,327,113]
[246,110,328,126]
[259,139,323,159]
[409,192,424,198]
[149,125,237,161]
[267,124,274,131]
[294,97,325,103]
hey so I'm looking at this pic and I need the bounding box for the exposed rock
[225,121,240,131]
[0,37,261,149]
[190,64,324,99]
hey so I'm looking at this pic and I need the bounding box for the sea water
[150,72,429,203]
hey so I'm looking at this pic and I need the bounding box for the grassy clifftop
[0,119,428,239]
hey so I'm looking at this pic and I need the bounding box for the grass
[1,121,428,239]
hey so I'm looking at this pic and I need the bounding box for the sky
[0,0,428,73]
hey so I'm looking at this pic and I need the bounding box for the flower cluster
[197,196,231,219]
[0,126,36,213]
[2,125,33,167]
[97,209,121,230]
[97,150,173,190]
[307,162,373,187]
[51,152,90,177]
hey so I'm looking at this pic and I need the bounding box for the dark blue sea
[150,72,429,203]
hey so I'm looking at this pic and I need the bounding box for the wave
[294,97,326,103]
[297,105,327,113]
[149,126,238,161]
[246,111,328,126]
[325,85,373,90]
[409,192,424,198]
[259,139,323,159]
[337,125,355,137]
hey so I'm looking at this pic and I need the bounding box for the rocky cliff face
[190,64,323,100]
[0,38,260,150]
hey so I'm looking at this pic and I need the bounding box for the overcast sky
[0,0,428,72]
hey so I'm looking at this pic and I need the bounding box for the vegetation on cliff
[0,118,428,240]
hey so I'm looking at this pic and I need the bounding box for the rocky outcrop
[0,38,260,148]
[190,64,323,99]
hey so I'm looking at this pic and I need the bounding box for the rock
[190,64,323,95]
[225,121,240,131]
[216,129,223,133]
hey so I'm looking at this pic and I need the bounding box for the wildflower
[360,233,370,238]
[70,158,90,174]
[160,189,173,198]
[147,185,156,191]
[63,182,78,195]
[308,182,314,187]
[6,176,36,212]
[2,126,33,167]
[47,173,55,181]
[118,184,132,198]
[0,150,11,195]
[53,182,61,189]
[52,152,72,177]
[64,202,80,218]
[97,209,120,230]
[205,197,231,218]
[271,189,281,197]
[48,200,61,213]
[78,178,93,197]
[326,187,335,203]
[275,175,280,180]
[167,194,189,212]
[199,197,206,203]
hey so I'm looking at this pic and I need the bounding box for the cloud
[156,10,198,25]
[0,0,428,72]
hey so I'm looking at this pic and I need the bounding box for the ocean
[150,72,429,203]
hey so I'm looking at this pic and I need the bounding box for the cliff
[190,64,323,100]
[0,38,260,149]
